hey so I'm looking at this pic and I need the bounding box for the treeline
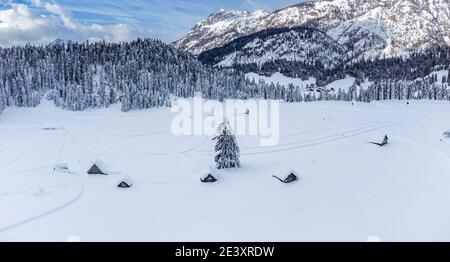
[252,73,450,103]
[0,39,449,116]
[0,39,254,113]
[345,47,450,83]
[227,47,450,87]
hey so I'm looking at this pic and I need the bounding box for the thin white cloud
[45,3,77,29]
[0,0,307,46]
[0,2,138,47]
[54,0,213,42]
[30,0,42,7]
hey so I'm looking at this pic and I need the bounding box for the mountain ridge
[174,0,450,62]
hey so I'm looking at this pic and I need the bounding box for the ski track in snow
[217,133,450,214]
[0,181,76,196]
[244,122,393,150]
[280,120,382,138]
[215,176,450,214]
[83,128,170,138]
[76,128,169,156]
[59,129,69,161]
[0,165,54,179]
[0,182,84,235]
[394,136,450,168]
[240,123,402,156]
[179,136,211,155]
[79,128,212,157]
[2,100,450,241]
[192,122,403,156]
[193,121,386,153]
[0,139,25,173]
[165,136,194,155]
[0,139,6,154]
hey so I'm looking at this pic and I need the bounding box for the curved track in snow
[191,122,402,156]
[240,123,401,156]
[0,182,84,235]
[216,134,450,214]
[75,129,169,156]
[82,127,170,138]
[242,122,392,150]
[179,136,210,155]
[192,121,393,154]
[280,120,381,138]
[0,139,25,173]
[0,165,54,179]
[394,136,450,169]
[215,176,450,214]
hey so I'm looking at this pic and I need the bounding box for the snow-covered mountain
[173,9,269,56]
[199,27,344,67]
[198,26,346,79]
[174,0,450,61]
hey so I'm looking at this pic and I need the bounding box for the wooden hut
[53,163,70,174]
[370,135,389,147]
[273,170,299,184]
[117,176,133,188]
[200,167,218,183]
[87,160,112,175]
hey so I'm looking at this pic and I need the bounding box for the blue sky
[0,0,306,46]
[61,0,304,40]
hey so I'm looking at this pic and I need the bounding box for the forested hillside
[0,39,449,116]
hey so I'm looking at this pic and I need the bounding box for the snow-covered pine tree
[213,121,241,169]
[447,69,450,84]
[0,85,5,113]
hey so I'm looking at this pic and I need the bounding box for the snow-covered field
[1,99,450,242]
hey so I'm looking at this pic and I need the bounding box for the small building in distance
[200,166,218,183]
[54,163,71,174]
[87,159,115,175]
[273,170,299,184]
[118,176,134,188]
[370,135,389,147]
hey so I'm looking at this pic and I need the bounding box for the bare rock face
[174,0,450,62]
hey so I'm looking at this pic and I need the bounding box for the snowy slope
[173,9,268,55]
[174,0,450,60]
[198,26,345,68]
[2,99,450,241]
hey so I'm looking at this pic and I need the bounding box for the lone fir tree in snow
[213,121,241,169]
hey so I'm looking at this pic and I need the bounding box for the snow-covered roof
[443,131,450,139]
[287,170,298,176]
[54,163,70,174]
[91,159,118,175]
[273,168,299,177]
[42,122,62,130]
[200,166,218,179]
[118,175,133,187]
[54,163,69,169]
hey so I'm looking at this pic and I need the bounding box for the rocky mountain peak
[174,0,450,60]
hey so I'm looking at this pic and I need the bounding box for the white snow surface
[2,99,450,241]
